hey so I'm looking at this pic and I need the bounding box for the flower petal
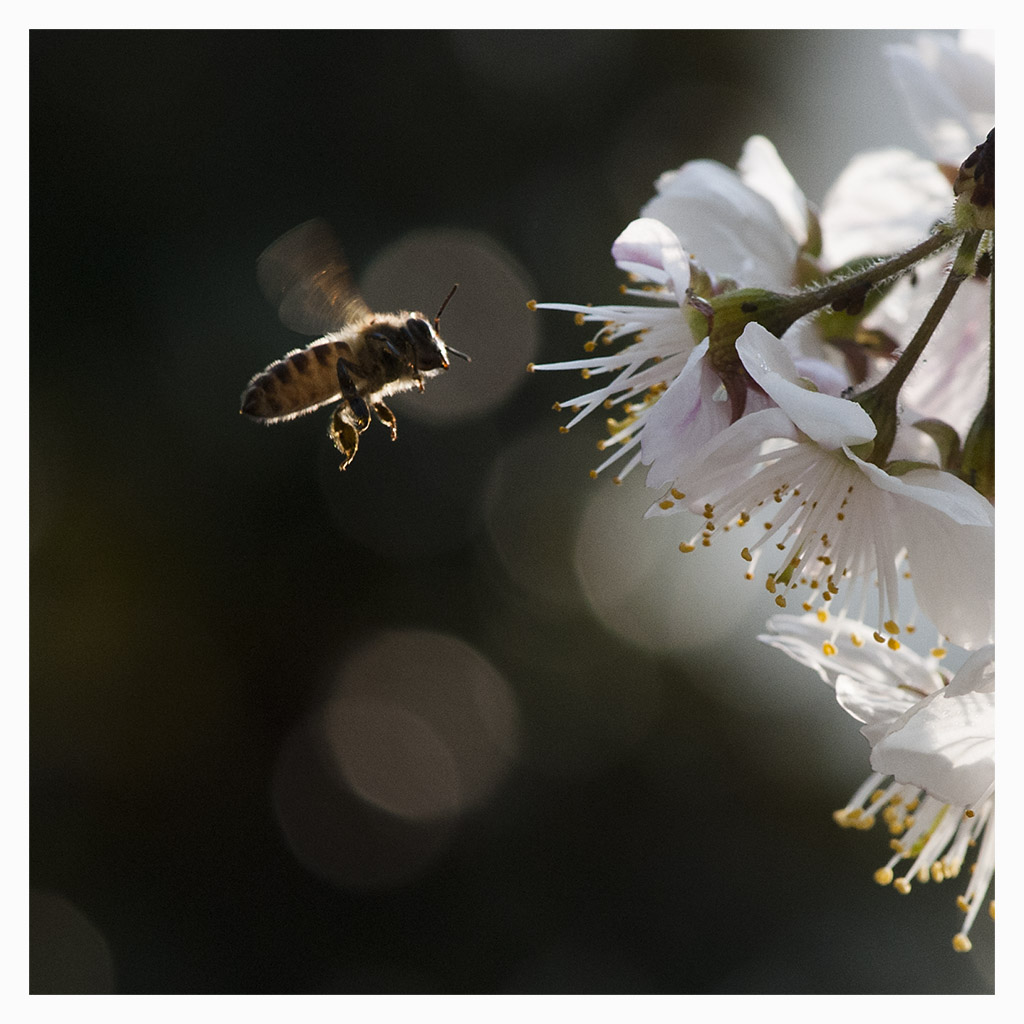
[641,159,798,290]
[736,323,876,448]
[611,218,691,300]
[848,457,994,648]
[870,685,994,808]
[736,135,809,248]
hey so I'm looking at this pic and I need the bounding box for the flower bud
[953,129,994,233]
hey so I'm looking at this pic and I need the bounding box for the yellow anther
[612,476,622,486]
[816,609,828,623]
[822,642,837,656]
[574,312,585,326]
[874,867,894,886]
[558,425,569,434]
[884,620,900,634]
[775,595,787,608]
[670,487,685,500]
[703,503,714,519]
[552,401,562,412]
[589,469,598,479]
[679,542,695,553]
[887,638,901,651]
[740,547,752,562]
[583,340,596,352]
[931,647,947,658]
[952,933,972,952]
[581,368,591,380]
[894,877,912,895]
[526,299,537,310]
[526,362,536,372]
[658,499,674,510]
[851,634,863,647]
[873,631,886,644]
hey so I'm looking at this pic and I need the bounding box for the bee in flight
[240,218,469,470]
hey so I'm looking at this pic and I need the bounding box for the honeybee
[240,218,469,470]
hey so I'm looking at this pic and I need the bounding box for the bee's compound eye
[405,318,433,344]
[404,317,446,371]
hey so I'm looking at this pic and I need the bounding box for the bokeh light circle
[360,227,539,423]
[323,628,520,819]
[573,473,764,656]
[30,890,116,994]
[272,628,519,891]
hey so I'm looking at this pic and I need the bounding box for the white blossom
[761,612,995,951]
[644,323,994,649]
[885,31,994,170]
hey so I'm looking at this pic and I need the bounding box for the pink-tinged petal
[611,218,691,300]
[791,356,849,399]
[736,135,809,247]
[736,324,876,448]
[643,406,799,512]
[888,269,989,438]
[639,340,731,488]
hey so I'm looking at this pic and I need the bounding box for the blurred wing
[256,218,371,335]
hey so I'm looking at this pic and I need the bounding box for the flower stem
[961,241,995,501]
[855,230,985,466]
[767,224,960,336]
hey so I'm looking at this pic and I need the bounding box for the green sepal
[885,459,941,477]
[912,418,962,471]
[960,398,995,502]
[813,255,901,340]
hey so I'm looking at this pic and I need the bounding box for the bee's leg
[328,406,360,471]
[372,402,398,442]
[336,357,370,431]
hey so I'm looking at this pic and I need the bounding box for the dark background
[30,29,994,995]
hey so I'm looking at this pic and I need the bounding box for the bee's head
[404,284,471,373]
[404,316,451,372]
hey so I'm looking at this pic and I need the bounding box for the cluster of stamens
[833,778,994,952]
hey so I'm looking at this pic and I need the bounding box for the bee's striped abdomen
[240,338,351,422]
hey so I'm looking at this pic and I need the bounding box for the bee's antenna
[435,283,471,362]
[434,283,459,327]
